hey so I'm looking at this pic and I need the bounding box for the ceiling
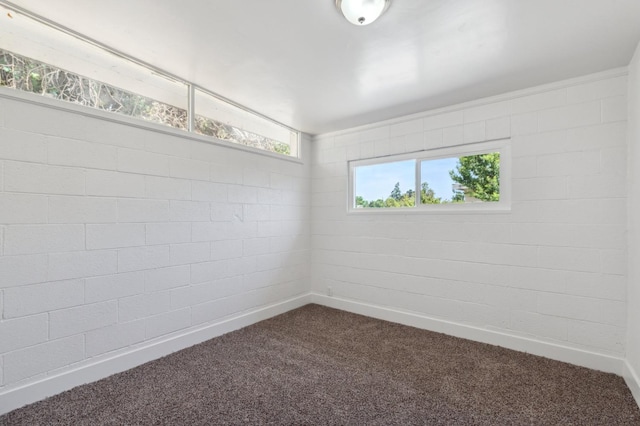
[6,0,640,135]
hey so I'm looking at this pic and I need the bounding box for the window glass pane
[195,90,298,157]
[0,49,188,129]
[421,152,500,204]
[354,160,416,208]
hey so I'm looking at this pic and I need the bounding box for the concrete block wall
[627,41,640,399]
[311,70,628,359]
[0,93,311,394]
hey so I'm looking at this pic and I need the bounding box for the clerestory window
[0,4,299,158]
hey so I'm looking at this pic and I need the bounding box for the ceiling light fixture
[335,0,390,26]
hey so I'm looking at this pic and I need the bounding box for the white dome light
[335,0,391,26]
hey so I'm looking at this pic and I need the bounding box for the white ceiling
[8,0,640,135]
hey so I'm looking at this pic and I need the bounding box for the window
[349,139,510,212]
[195,89,298,157]
[0,49,188,129]
[0,4,299,158]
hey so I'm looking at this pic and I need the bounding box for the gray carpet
[1,304,639,425]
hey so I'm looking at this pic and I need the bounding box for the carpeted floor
[1,304,639,425]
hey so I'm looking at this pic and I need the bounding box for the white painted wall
[1,66,638,413]
[311,70,629,365]
[627,41,640,401]
[0,91,311,405]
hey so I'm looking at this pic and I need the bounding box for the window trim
[347,139,511,214]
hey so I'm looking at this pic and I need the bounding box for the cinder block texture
[0,96,310,391]
[626,43,640,379]
[311,73,629,357]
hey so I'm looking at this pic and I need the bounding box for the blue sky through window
[354,157,460,202]
[355,160,415,202]
[421,157,459,202]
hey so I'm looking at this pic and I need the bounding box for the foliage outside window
[421,152,501,204]
[450,153,501,202]
[0,49,188,129]
[350,140,510,212]
[195,116,291,156]
[194,89,296,156]
[354,160,416,208]
[0,47,299,158]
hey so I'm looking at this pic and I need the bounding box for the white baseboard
[310,293,625,376]
[0,294,311,416]
[623,361,640,408]
[2,293,635,416]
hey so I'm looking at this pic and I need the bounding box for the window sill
[347,203,511,215]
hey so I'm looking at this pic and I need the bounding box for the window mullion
[415,159,421,207]
[187,84,195,133]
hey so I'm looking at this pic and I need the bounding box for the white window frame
[347,139,511,214]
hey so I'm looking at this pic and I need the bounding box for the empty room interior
[2,0,640,423]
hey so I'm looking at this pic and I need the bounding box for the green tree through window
[449,153,500,202]
[355,152,500,208]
